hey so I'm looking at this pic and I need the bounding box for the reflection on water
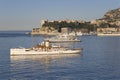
[10,54,82,80]
[10,54,81,61]
[2,32,120,80]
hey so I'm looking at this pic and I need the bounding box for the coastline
[97,33,120,36]
[31,32,60,36]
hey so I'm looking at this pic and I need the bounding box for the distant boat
[45,33,81,43]
[25,32,31,35]
[69,31,83,36]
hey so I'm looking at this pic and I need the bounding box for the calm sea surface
[0,31,120,80]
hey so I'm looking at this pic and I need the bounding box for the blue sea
[0,31,120,80]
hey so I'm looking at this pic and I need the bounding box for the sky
[0,0,120,31]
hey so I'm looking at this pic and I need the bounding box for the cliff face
[91,8,120,27]
[103,8,120,21]
[100,8,120,26]
[39,26,57,33]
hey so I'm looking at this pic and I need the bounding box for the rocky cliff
[103,8,120,21]
[101,8,120,25]
[92,8,120,27]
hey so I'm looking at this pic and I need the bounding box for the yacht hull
[10,48,82,56]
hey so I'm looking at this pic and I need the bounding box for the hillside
[103,8,120,22]
[91,8,120,28]
[32,8,120,35]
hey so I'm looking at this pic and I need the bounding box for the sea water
[0,31,120,80]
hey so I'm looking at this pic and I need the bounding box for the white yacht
[45,33,81,43]
[10,41,82,56]
[69,31,83,36]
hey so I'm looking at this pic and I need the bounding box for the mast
[31,34,34,48]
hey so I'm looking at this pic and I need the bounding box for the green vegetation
[98,23,119,28]
[42,21,96,32]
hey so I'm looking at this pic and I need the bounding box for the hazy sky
[0,0,120,30]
